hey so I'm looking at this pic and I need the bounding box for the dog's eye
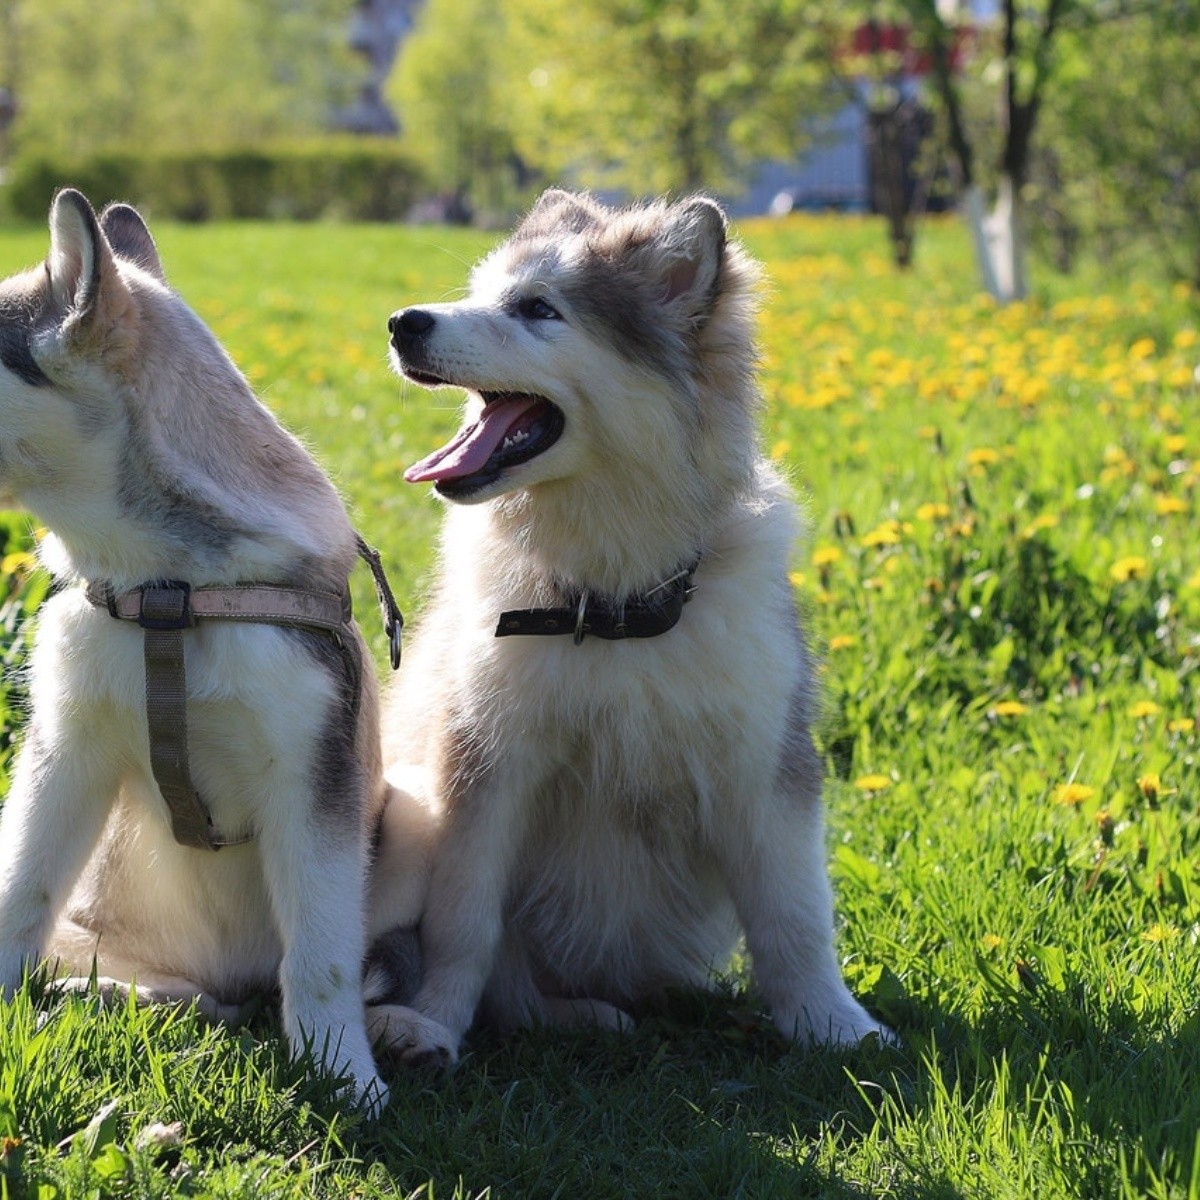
[517,296,562,322]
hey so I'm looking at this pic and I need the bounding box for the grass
[0,211,1198,1198]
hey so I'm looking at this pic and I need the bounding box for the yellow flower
[1168,717,1196,734]
[1,551,37,578]
[980,934,1004,952]
[1164,434,1188,455]
[915,502,951,522]
[861,521,902,548]
[1136,772,1175,801]
[828,634,857,651]
[1154,495,1188,516]
[1171,329,1197,350]
[788,571,807,590]
[966,447,1001,467]
[1142,923,1178,944]
[1109,556,1149,583]
[771,439,791,460]
[811,546,843,567]
[1052,782,1096,806]
[1188,568,1200,590]
[992,700,1028,717]
[1128,337,1156,360]
[1128,700,1161,719]
[854,774,892,792]
[1022,514,1059,538]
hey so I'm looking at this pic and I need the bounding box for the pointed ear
[644,197,728,316]
[100,202,165,282]
[516,188,603,240]
[47,189,112,320]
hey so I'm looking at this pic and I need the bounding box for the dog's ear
[630,197,727,323]
[516,189,603,240]
[47,189,108,318]
[100,202,166,283]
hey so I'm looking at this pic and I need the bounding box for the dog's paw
[779,995,896,1049]
[542,995,635,1032]
[349,1070,390,1119]
[367,1003,459,1071]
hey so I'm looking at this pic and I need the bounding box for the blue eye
[519,296,562,321]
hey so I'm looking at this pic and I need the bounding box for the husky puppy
[0,189,429,1110]
[378,189,888,1066]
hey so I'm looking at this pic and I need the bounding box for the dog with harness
[0,189,438,1112]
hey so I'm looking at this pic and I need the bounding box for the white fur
[379,191,888,1065]
[0,190,429,1113]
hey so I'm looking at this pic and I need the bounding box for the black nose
[389,308,436,341]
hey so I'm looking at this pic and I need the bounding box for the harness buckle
[138,581,195,631]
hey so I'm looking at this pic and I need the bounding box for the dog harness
[495,560,699,645]
[84,536,403,852]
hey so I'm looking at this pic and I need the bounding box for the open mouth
[403,388,565,498]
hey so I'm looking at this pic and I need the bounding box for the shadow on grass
[355,987,965,1200]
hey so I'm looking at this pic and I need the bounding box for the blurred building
[335,0,423,135]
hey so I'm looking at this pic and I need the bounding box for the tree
[1035,1,1200,289]
[500,0,831,196]
[7,0,354,159]
[388,0,521,220]
[901,0,1074,303]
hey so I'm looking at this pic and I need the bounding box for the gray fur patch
[0,278,52,388]
[287,624,367,825]
[363,926,422,1005]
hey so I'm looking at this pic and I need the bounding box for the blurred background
[0,0,1196,300]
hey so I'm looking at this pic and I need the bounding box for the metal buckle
[138,581,195,631]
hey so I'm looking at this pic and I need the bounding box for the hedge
[4,139,429,222]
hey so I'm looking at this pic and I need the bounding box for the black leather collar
[495,560,699,644]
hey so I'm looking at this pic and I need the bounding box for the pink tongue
[404,396,543,484]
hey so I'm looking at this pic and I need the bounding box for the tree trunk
[962,176,1028,303]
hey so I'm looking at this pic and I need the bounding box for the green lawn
[0,213,1197,1199]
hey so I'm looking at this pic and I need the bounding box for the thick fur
[379,189,888,1065]
[0,190,434,1111]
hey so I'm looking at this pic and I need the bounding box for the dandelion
[1022,514,1059,538]
[1154,495,1187,516]
[981,934,1004,952]
[1052,782,1096,806]
[916,502,951,522]
[992,700,1028,717]
[1188,568,1200,590]
[1171,329,1197,350]
[854,774,892,792]
[811,546,843,567]
[788,571,807,590]
[828,635,857,651]
[1128,700,1161,719]
[861,521,902,548]
[1128,337,1156,361]
[966,447,1001,467]
[1142,923,1178,944]
[1167,717,1196,734]
[1109,556,1149,583]
[1136,772,1175,801]
[771,439,791,460]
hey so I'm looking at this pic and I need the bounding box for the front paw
[349,1070,390,1119]
[780,997,896,1048]
[367,1003,459,1071]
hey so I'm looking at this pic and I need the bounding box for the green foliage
[5,0,355,160]
[389,0,522,219]
[0,215,1198,1196]
[5,141,427,223]
[1032,1,1200,286]
[485,0,833,194]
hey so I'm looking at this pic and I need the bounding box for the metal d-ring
[573,590,589,645]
